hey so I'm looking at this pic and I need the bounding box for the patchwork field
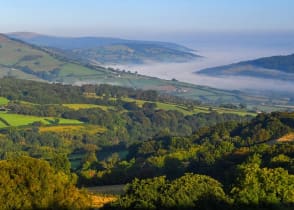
[120,97,255,116]
[63,103,114,111]
[0,97,9,106]
[39,124,106,134]
[0,112,82,128]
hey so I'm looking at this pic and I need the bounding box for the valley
[2,33,292,110]
[0,78,293,209]
[1,1,294,209]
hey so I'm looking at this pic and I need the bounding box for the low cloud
[105,46,294,94]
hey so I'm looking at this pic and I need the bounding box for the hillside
[197,53,294,81]
[0,78,293,209]
[1,33,280,106]
[8,32,200,64]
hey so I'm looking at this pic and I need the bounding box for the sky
[1,0,294,38]
[1,0,294,92]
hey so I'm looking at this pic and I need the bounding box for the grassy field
[119,97,255,116]
[87,185,125,195]
[39,124,106,134]
[63,103,114,111]
[86,185,125,209]
[277,133,294,142]
[0,97,9,106]
[0,120,8,127]
[0,34,110,82]
[90,194,117,209]
[58,63,103,77]
[0,36,63,69]
[0,112,82,128]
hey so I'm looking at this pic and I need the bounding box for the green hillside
[0,78,293,210]
[198,53,294,80]
[0,34,107,81]
[8,32,199,64]
[1,34,293,107]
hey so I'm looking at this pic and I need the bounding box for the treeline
[0,78,293,209]
[103,156,294,210]
[6,101,249,146]
[77,112,294,187]
[98,112,294,210]
[0,156,90,210]
[0,78,201,106]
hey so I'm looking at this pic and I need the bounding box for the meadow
[39,124,106,134]
[63,103,114,111]
[0,112,82,128]
[0,97,9,106]
[120,97,255,116]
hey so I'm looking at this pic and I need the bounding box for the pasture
[0,112,82,128]
[121,97,254,116]
[63,103,114,111]
[39,124,106,134]
[0,97,9,106]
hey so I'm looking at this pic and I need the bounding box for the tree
[105,173,230,210]
[0,156,90,210]
[49,153,71,174]
[231,154,294,207]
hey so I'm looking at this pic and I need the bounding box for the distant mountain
[8,32,200,64]
[198,54,294,80]
[0,33,258,105]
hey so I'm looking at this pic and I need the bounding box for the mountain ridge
[0,33,258,105]
[8,32,200,64]
[198,53,294,80]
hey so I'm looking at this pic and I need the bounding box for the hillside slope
[8,32,200,64]
[198,54,294,80]
[0,34,254,104]
[1,34,293,107]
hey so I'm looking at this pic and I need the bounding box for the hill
[8,32,200,64]
[0,33,277,106]
[197,53,294,81]
[0,78,293,209]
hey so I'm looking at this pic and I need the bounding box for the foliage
[105,173,230,210]
[0,156,90,210]
[231,154,294,207]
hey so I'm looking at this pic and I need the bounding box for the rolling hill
[1,33,293,107]
[8,32,200,64]
[197,54,294,80]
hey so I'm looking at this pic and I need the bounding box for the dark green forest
[0,78,293,210]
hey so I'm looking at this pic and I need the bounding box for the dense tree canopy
[0,156,90,210]
[105,173,230,210]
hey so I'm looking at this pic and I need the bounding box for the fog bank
[106,32,294,93]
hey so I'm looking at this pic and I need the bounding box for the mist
[106,32,294,93]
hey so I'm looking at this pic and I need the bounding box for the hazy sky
[1,0,294,38]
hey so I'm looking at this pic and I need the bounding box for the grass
[0,120,8,127]
[39,124,106,134]
[0,97,9,106]
[63,103,113,111]
[90,194,117,209]
[121,97,254,116]
[87,185,125,195]
[0,37,63,69]
[86,95,255,116]
[58,63,102,77]
[39,125,85,133]
[277,133,294,142]
[0,112,82,128]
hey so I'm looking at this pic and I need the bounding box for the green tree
[0,156,90,210]
[231,155,294,206]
